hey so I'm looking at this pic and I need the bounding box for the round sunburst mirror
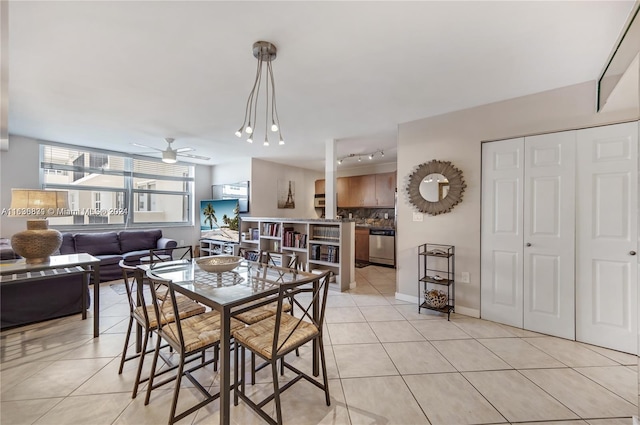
[406,160,466,215]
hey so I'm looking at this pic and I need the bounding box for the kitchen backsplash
[338,207,395,228]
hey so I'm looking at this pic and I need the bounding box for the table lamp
[9,189,70,264]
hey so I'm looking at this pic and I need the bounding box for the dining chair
[233,270,332,425]
[146,245,193,265]
[117,260,206,399]
[232,251,302,384]
[144,270,245,425]
[145,245,193,299]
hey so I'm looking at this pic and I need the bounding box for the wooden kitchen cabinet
[355,227,370,262]
[336,177,350,207]
[350,175,376,207]
[315,179,325,195]
[375,172,396,207]
[320,172,396,208]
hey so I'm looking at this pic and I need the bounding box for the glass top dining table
[139,258,322,425]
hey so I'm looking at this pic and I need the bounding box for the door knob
[525,243,531,247]
[631,251,637,256]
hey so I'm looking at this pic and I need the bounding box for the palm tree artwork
[202,203,217,230]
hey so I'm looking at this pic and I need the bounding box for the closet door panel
[523,131,576,339]
[576,121,638,354]
[481,138,524,327]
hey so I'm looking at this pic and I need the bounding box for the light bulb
[369,154,373,160]
[278,139,285,146]
[358,156,362,162]
[245,125,253,134]
[271,122,278,132]
[381,151,384,157]
[247,137,253,143]
[263,140,270,146]
[235,128,243,138]
[337,159,342,165]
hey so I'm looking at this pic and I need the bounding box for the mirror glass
[406,160,466,216]
[419,174,449,202]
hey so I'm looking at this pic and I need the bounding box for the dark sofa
[59,229,177,282]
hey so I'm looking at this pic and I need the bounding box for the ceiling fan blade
[132,142,162,151]
[176,147,194,153]
[178,152,210,160]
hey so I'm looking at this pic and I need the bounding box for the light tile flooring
[1,265,637,425]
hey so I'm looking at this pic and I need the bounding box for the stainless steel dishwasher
[369,229,395,266]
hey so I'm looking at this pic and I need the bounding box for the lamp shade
[9,189,70,217]
[9,189,70,264]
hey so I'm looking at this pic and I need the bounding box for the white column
[324,139,337,219]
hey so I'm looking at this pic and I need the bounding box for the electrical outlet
[412,212,423,222]
[384,212,389,219]
[460,272,470,283]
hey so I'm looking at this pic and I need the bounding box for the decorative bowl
[196,255,243,273]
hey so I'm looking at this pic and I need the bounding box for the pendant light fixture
[235,41,284,146]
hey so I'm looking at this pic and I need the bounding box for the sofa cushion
[74,232,120,256]
[122,250,152,265]
[118,229,162,254]
[95,254,124,266]
[59,232,76,255]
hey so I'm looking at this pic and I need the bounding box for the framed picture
[277,180,295,209]
[212,181,249,213]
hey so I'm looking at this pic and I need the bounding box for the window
[93,192,102,210]
[41,144,195,227]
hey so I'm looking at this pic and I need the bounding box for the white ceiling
[7,1,637,171]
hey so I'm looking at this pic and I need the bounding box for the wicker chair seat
[234,314,319,360]
[133,295,205,329]
[234,302,291,325]
[161,311,245,353]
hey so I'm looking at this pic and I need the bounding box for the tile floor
[1,265,637,425]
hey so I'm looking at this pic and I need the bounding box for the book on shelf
[261,222,281,237]
[311,226,340,241]
[310,244,339,263]
[283,227,307,249]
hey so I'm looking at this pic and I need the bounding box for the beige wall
[249,158,322,219]
[396,80,639,316]
[211,159,251,186]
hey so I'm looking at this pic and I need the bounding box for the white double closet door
[481,121,638,353]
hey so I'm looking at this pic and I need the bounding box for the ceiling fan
[132,138,210,163]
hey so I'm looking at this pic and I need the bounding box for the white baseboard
[394,293,480,318]
[395,292,419,304]
[455,306,480,318]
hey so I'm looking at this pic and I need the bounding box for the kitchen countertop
[241,217,395,230]
[241,217,356,223]
[355,224,395,231]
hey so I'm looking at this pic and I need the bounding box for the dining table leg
[219,306,232,425]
